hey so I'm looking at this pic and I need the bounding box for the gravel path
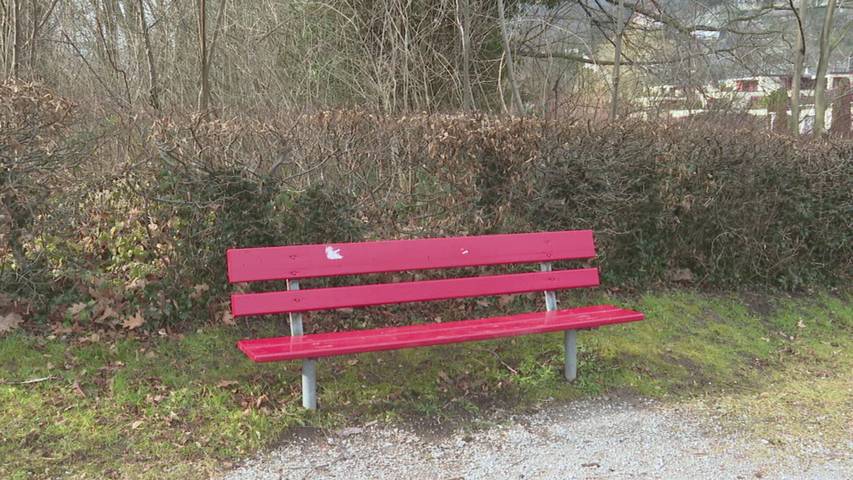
[223,398,851,480]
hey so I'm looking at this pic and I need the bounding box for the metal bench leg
[564,330,577,382]
[288,279,318,410]
[302,359,317,410]
[541,262,578,382]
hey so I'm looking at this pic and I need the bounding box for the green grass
[1,290,850,479]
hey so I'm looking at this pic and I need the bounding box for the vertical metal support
[301,359,317,409]
[540,263,576,382]
[540,263,558,311]
[564,330,577,382]
[288,279,317,410]
[288,280,304,336]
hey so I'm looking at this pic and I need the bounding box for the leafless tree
[3,0,847,123]
[456,0,475,110]
[498,0,522,113]
[814,0,839,135]
[137,0,159,110]
[609,0,626,120]
[789,0,807,135]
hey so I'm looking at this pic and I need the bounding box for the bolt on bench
[228,230,643,409]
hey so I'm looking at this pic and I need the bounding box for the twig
[3,375,55,385]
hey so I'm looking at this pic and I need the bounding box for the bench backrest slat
[227,230,595,282]
[232,268,599,317]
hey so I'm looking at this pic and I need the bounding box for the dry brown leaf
[0,312,23,334]
[217,380,239,388]
[126,278,148,291]
[51,323,73,335]
[190,283,210,300]
[68,302,88,317]
[72,381,86,398]
[131,420,144,430]
[221,310,235,326]
[95,306,119,324]
[122,311,145,330]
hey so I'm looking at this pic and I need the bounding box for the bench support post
[288,280,317,410]
[564,330,577,381]
[302,359,317,409]
[540,263,576,382]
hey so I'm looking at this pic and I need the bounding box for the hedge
[1,84,850,328]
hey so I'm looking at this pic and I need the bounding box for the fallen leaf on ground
[221,310,235,325]
[51,323,73,335]
[0,312,23,334]
[95,306,119,324]
[68,302,88,317]
[72,381,86,398]
[122,311,145,330]
[190,284,210,300]
[216,380,238,388]
[131,420,144,430]
[125,278,148,291]
[83,333,100,343]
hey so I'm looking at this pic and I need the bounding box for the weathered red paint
[231,268,600,317]
[237,305,644,362]
[227,230,596,282]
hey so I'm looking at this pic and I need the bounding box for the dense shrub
[529,122,852,289]
[0,88,850,329]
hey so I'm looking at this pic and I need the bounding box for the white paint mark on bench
[461,248,469,255]
[325,246,343,260]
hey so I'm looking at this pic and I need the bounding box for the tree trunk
[610,0,625,121]
[137,0,160,110]
[197,0,209,112]
[830,78,850,137]
[813,0,838,135]
[789,0,807,135]
[497,0,522,114]
[27,0,38,75]
[10,0,20,78]
[27,0,60,75]
[456,0,475,110]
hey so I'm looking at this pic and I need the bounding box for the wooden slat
[227,230,596,282]
[237,305,645,362]
[231,268,599,317]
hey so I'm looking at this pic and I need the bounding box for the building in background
[636,71,853,135]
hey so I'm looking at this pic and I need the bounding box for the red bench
[228,230,643,409]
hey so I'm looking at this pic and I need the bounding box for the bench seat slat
[237,305,644,362]
[232,268,599,317]
[227,230,596,282]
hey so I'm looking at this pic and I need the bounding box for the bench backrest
[228,230,599,318]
